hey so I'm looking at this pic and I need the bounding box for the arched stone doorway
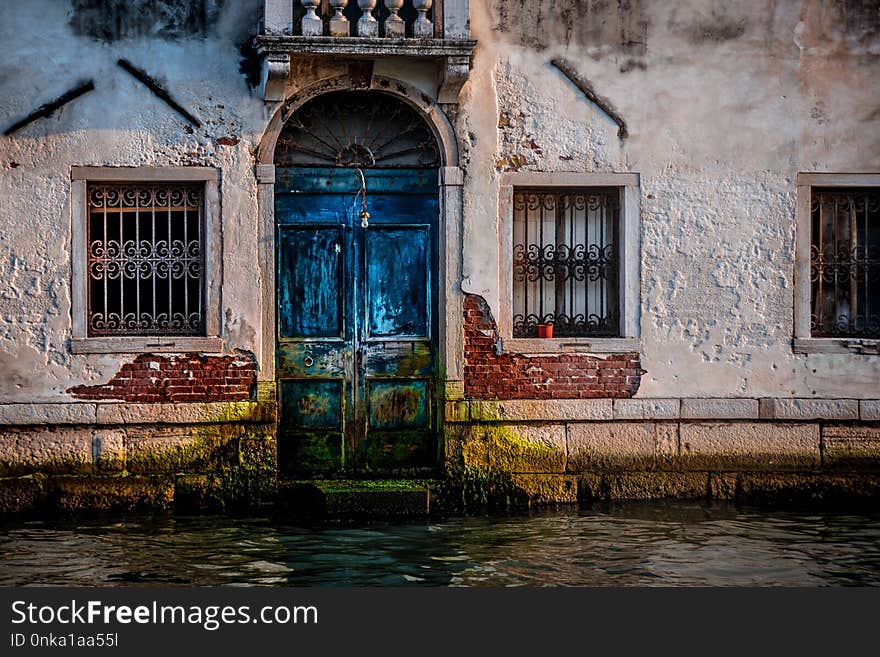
[273,90,443,476]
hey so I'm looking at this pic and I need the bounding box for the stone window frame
[793,172,880,355]
[69,166,223,354]
[498,172,640,354]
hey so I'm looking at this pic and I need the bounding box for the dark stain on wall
[668,0,880,48]
[619,59,647,73]
[682,18,747,43]
[842,0,880,33]
[665,2,752,45]
[69,0,226,41]
[816,0,880,44]
[493,0,648,56]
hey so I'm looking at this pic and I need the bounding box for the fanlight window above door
[275,91,441,169]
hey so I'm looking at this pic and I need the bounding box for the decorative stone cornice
[256,35,476,58]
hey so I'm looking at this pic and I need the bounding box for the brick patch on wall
[464,294,643,399]
[67,353,256,403]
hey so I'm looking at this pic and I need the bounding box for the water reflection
[1,502,879,587]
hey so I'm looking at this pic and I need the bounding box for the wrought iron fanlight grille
[275,91,440,169]
[513,189,620,338]
[87,183,204,336]
[810,188,880,338]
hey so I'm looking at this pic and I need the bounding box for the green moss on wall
[458,424,564,473]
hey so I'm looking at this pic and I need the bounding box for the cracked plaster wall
[1,0,879,404]
[459,0,880,398]
[0,0,265,402]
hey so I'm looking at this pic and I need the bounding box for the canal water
[2,502,880,587]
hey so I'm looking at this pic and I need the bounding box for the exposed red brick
[463,294,644,400]
[67,353,256,403]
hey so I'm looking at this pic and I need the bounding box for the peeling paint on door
[275,165,439,476]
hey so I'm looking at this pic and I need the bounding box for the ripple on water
[1,504,880,587]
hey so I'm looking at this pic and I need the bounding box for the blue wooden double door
[276,167,439,475]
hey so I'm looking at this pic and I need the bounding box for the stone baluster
[357,0,378,37]
[384,0,405,38]
[412,0,433,38]
[443,0,470,38]
[329,0,350,36]
[301,0,323,36]
[264,0,295,35]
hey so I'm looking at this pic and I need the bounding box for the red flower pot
[537,323,553,338]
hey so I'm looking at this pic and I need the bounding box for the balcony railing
[263,0,468,40]
[259,0,473,101]
[302,0,435,38]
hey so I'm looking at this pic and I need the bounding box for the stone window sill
[793,338,880,356]
[502,337,639,356]
[70,337,224,355]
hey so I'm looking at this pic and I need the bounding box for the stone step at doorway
[278,479,438,519]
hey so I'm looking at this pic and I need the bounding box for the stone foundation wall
[3,396,880,513]
[443,398,880,506]
[0,401,277,513]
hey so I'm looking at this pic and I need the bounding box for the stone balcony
[257,0,476,104]
[258,0,476,103]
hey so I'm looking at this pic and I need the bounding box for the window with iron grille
[86,182,205,336]
[512,188,620,338]
[810,188,880,338]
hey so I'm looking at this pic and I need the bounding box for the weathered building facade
[1,0,879,512]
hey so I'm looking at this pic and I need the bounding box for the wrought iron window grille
[512,188,620,338]
[86,183,205,336]
[810,188,880,339]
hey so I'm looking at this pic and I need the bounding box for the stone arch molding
[257,75,459,168]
